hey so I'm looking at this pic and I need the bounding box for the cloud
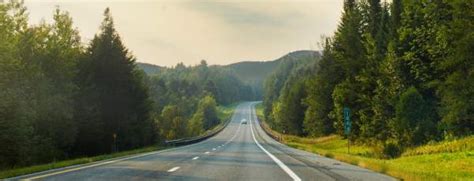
[186,1,294,27]
[23,0,344,66]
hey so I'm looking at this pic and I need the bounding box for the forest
[263,0,473,158]
[0,1,254,170]
[1,0,472,174]
[148,60,256,142]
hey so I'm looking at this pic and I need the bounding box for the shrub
[394,87,436,146]
[382,142,402,159]
[324,152,334,158]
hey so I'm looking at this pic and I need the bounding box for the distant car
[241,119,247,125]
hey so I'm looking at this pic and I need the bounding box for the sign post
[343,107,351,154]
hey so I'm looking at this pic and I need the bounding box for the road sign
[344,107,351,135]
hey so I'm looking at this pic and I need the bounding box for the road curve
[14,102,396,181]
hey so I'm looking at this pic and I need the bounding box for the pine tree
[437,0,474,136]
[76,8,154,154]
[304,39,339,136]
[330,0,366,137]
[356,1,391,142]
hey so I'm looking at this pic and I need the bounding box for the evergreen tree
[356,1,391,142]
[0,1,34,168]
[395,87,436,146]
[437,0,474,136]
[76,8,154,154]
[330,0,366,137]
[304,39,339,137]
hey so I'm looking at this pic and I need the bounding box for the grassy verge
[0,146,167,179]
[255,103,474,181]
[217,102,240,122]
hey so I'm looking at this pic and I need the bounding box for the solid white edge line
[248,103,302,181]
[22,150,160,181]
[167,166,180,172]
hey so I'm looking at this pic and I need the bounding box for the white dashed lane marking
[167,167,180,173]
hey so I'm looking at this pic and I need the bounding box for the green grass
[0,146,167,179]
[217,102,240,122]
[402,136,474,156]
[255,103,474,181]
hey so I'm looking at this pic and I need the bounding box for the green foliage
[262,0,472,157]
[199,96,220,130]
[381,142,402,159]
[0,1,249,173]
[255,100,473,180]
[188,96,220,136]
[303,40,339,137]
[263,50,319,135]
[149,60,254,106]
[402,136,474,157]
[282,134,474,181]
[146,61,252,140]
[226,50,319,99]
[0,4,158,170]
[159,105,187,140]
[436,0,474,136]
[75,8,155,155]
[395,87,436,146]
[0,2,83,168]
[274,80,307,135]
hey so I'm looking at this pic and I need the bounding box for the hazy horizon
[24,0,343,67]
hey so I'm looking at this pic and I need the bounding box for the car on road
[241,119,247,124]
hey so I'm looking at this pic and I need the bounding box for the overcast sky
[24,0,343,67]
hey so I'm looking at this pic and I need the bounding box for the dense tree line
[0,2,245,170]
[263,54,318,135]
[149,60,255,141]
[0,2,155,168]
[263,0,473,157]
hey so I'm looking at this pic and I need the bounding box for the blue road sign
[344,107,351,135]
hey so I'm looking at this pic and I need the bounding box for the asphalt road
[14,102,396,181]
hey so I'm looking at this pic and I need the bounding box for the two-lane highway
[14,102,396,181]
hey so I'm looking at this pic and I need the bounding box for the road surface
[14,102,396,181]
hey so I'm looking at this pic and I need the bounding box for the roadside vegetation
[261,2,473,176]
[0,103,238,179]
[0,1,248,174]
[217,102,241,123]
[262,0,472,163]
[256,104,474,180]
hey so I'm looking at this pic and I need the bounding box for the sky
[23,0,344,67]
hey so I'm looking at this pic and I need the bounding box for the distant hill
[136,50,321,99]
[137,62,163,75]
[223,50,321,98]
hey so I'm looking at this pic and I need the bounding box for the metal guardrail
[256,114,283,142]
[164,118,231,146]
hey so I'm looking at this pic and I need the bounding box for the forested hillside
[147,60,255,141]
[263,0,473,158]
[224,50,320,99]
[263,51,321,135]
[0,2,246,170]
[137,62,163,75]
[137,50,320,100]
